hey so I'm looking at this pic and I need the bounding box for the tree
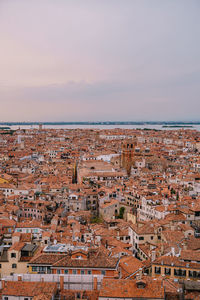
[90,215,103,224]
[171,188,176,195]
[118,207,125,219]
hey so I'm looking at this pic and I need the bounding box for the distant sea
[0,122,200,131]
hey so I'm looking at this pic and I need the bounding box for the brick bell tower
[121,141,135,176]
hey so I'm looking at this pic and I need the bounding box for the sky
[0,0,200,122]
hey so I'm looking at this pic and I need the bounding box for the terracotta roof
[0,218,16,227]
[162,230,185,243]
[119,256,144,278]
[29,254,66,265]
[181,250,200,262]
[2,281,57,297]
[99,277,165,299]
[153,255,200,270]
[8,242,25,251]
[52,250,118,269]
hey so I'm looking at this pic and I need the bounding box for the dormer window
[136,280,146,289]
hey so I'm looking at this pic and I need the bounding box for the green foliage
[118,207,125,219]
[170,188,176,195]
[90,215,103,224]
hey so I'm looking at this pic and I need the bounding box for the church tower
[121,141,135,176]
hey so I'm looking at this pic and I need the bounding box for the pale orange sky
[0,0,200,121]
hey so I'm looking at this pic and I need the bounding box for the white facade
[138,197,168,221]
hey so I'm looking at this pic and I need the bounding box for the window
[139,237,144,240]
[189,270,200,278]
[151,236,153,240]
[87,270,92,275]
[4,297,8,300]
[11,252,16,258]
[24,298,29,300]
[101,270,105,275]
[0,264,1,268]
[155,267,161,274]
[189,271,194,278]
[174,269,186,277]
[73,270,77,274]
[12,263,17,269]
[81,270,85,275]
[39,266,45,273]
[57,270,61,274]
[32,266,37,272]
[165,268,171,275]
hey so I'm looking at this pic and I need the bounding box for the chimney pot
[60,275,64,291]
[93,276,98,290]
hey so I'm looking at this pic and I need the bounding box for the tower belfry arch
[121,140,136,176]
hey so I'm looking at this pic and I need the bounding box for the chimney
[161,243,164,255]
[18,275,22,281]
[105,240,108,249]
[183,243,187,250]
[2,279,5,289]
[136,269,142,281]
[171,224,175,231]
[171,247,175,257]
[93,276,97,290]
[139,268,142,279]
[60,275,64,291]
[151,250,156,262]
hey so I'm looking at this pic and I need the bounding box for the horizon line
[1,121,200,125]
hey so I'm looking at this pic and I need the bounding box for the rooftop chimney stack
[60,275,64,291]
[93,276,98,290]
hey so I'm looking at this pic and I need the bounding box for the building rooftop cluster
[0,126,199,299]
